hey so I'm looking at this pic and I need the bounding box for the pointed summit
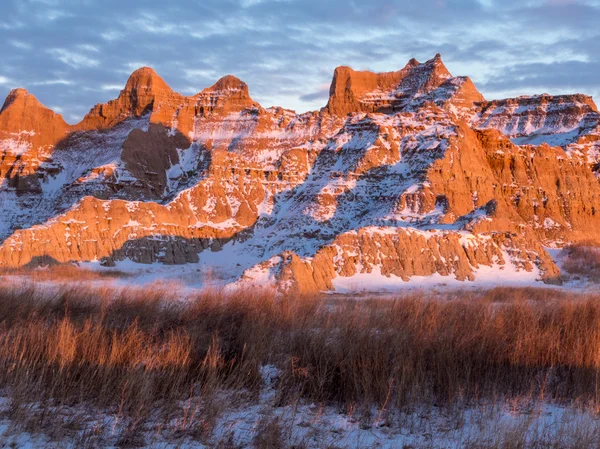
[123,67,172,98]
[76,67,179,130]
[0,88,68,135]
[0,88,69,193]
[118,67,174,118]
[1,88,63,118]
[1,88,34,113]
[406,53,453,95]
[206,75,250,93]
[428,53,448,71]
[411,54,485,107]
[194,74,258,116]
[405,58,420,69]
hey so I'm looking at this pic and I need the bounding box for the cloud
[299,84,330,102]
[31,79,73,86]
[0,76,13,86]
[100,84,124,91]
[38,9,71,21]
[127,12,181,35]
[77,44,100,53]
[100,30,124,41]
[48,48,100,69]
[119,62,152,75]
[0,21,24,30]
[183,68,220,82]
[29,0,61,5]
[10,40,32,50]
[480,59,600,94]
[0,0,598,122]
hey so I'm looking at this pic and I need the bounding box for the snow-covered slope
[475,93,600,175]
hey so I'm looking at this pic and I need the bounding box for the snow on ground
[207,398,600,449]
[1,370,599,448]
[0,134,32,155]
[510,128,582,147]
[331,258,543,294]
[15,246,589,297]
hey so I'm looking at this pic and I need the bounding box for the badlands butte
[1,54,600,293]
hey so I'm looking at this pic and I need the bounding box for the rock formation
[0,88,69,192]
[1,53,599,292]
[325,54,484,116]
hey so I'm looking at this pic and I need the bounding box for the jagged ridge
[1,54,599,292]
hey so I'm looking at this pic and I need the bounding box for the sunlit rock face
[1,54,599,292]
[325,54,484,116]
[0,88,70,193]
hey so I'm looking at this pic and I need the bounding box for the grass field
[1,282,600,447]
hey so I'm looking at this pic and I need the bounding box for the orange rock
[325,54,484,116]
[0,89,70,191]
[0,56,598,292]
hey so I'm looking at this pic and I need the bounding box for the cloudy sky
[0,0,599,123]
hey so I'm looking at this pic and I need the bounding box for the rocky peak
[76,67,178,131]
[325,54,482,116]
[325,66,406,116]
[117,67,175,117]
[0,88,70,194]
[406,53,453,94]
[205,75,249,93]
[1,88,33,113]
[122,67,172,97]
[0,88,68,135]
[193,74,258,116]
[405,58,420,69]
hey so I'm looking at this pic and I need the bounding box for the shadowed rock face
[1,54,599,292]
[121,123,192,198]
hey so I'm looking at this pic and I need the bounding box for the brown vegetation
[0,264,131,282]
[1,284,600,446]
[563,242,600,281]
[2,284,600,408]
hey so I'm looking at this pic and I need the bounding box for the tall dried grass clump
[563,243,600,280]
[1,283,600,420]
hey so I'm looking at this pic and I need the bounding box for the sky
[0,0,599,124]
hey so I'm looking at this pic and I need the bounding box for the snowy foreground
[2,367,600,449]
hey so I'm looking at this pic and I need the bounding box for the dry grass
[562,243,600,281]
[2,284,600,409]
[0,264,131,282]
[1,283,600,446]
